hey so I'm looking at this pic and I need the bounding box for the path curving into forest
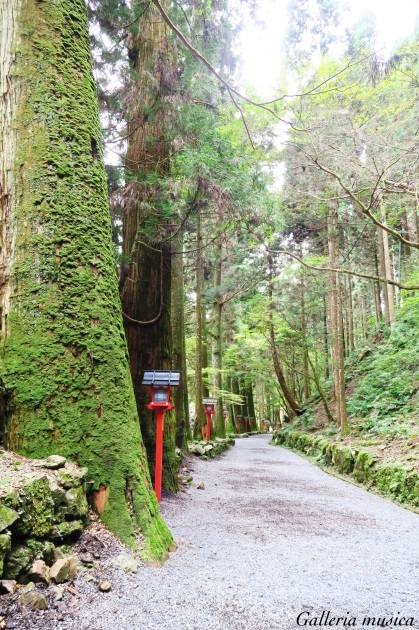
[72,435,419,629]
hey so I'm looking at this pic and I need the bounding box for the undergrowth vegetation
[289,295,419,463]
[345,296,419,440]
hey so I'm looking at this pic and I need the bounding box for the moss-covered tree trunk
[0,0,172,559]
[120,0,178,492]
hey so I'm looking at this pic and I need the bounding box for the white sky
[239,0,419,96]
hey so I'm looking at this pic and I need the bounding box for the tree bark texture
[121,0,178,490]
[0,0,172,557]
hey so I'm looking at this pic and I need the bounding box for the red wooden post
[154,409,164,503]
[205,411,211,441]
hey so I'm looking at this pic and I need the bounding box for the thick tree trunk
[120,0,178,491]
[0,0,172,557]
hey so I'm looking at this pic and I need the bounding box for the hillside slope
[276,295,419,506]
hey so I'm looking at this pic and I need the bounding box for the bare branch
[150,0,368,130]
[305,153,419,250]
[268,248,419,290]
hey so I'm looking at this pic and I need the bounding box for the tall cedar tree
[120,0,179,492]
[0,0,173,558]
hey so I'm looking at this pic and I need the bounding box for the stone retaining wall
[0,449,88,583]
[188,437,235,458]
[271,429,419,509]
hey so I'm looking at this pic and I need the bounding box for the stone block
[0,504,19,533]
[49,556,78,583]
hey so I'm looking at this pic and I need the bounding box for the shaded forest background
[88,0,419,460]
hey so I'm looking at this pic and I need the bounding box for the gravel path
[33,435,419,628]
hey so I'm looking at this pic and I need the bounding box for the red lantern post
[237,414,242,434]
[142,371,181,503]
[203,398,217,441]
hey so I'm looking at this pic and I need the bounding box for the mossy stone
[0,533,12,577]
[17,475,55,537]
[332,445,355,474]
[51,520,84,540]
[49,481,66,508]
[0,486,19,510]
[49,556,78,583]
[63,486,88,518]
[42,455,67,470]
[56,468,88,489]
[0,504,19,533]
[3,544,35,581]
[353,451,377,483]
[41,541,56,566]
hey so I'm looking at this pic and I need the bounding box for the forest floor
[2,434,419,629]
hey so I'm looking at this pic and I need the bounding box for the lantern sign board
[142,371,181,406]
[203,397,217,412]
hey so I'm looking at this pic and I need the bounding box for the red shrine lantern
[142,371,181,502]
[202,397,217,441]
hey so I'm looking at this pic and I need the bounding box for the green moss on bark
[1,0,172,558]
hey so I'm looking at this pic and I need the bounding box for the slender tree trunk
[300,270,310,400]
[0,0,172,557]
[267,255,302,415]
[346,274,355,353]
[327,200,348,434]
[171,234,189,450]
[193,211,206,437]
[307,354,334,423]
[323,293,330,379]
[381,211,396,328]
[373,245,382,325]
[231,376,240,432]
[377,224,395,329]
[212,237,225,437]
[202,299,209,398]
